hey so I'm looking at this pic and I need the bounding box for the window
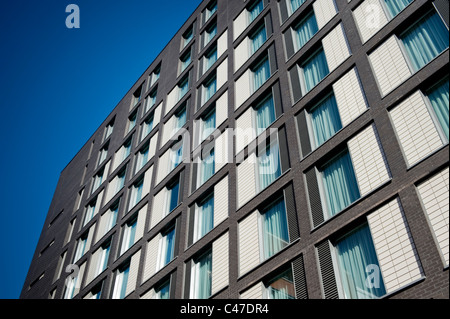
[104,202,119,235]
[159,226,176,269]
[202,75,217,105]
[334,224,386,299]
[204,22,217,47]
[136,142,150,173]
[175,106,187,131]
[84,200,96,227]
[255,94,276,135]
[261,197,289,260]
[92,167,105,194]
[321,150,360,217]
[400,11,449,72]
[258,140,281,191]
[179,77,190,100]
[129,177,144,210]
[145,90,157,113]
[194,194,214,242]
[300,48,329,93]
[182,27,194,49]
[289,0,306,15]
[203,46,218,73]
[73,233,88,262]
[201,108,216,141]
[250,24,267,55]
[112,263,130,299]
[205,0,217,22]
[85,282,103,299]
[167,179,180,213]
[133,86,142,107]
[170,140,184,171]
[94,240,111,277]
[98,143,109,167]
[293,11,318,52]
[63,272,80,299]
[104,120,114,141]
[142,113,154,140]
[190,250,212,299]
[265,268,295,299]
[150,66,161,88]
[180,50,192,73]
[309,93,342,148]
[252,56,270,93]
[384,0,412,18]
[249,0,264,24]
[116,168,127,192]
[154,279,171,299]
[199,148,215,186]
[128,111,138,133]
[120,216,137,255]
[426,79,449,139]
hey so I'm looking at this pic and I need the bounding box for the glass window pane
[336,224,386,299]
[427,79,449,139]
[302,48,329,93]
[194,252,212,299]
[401,12,449,72]
[250,25,267,55]
[169,181,180,213]
[253,57,270,92]
[163,228,176,266]
[322,150,360,217]
[249,0,264,23]
[384,0,412,18]
[266,268,295,299]
[262,198,289,259]
[256,95,276,135]
[310,94,343,147]
[290,0,306,15]
[294,11,318,51]
[258,142,281,190]
[202,109,216,140]
[196,195,214,241]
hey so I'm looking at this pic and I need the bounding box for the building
[21,0,449,300]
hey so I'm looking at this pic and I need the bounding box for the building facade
[21,0,449,299]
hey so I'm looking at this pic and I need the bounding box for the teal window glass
[266,268,295,299]
[256,95,276,135]
[384,0,412,18]
[253,57,270,93]
[302,48,329,93]
[249,0,264,23]
[250,25,267,55]
[258,141,281,190]
[310,94,343,147]
[294,11,319,51]
[427,79,449,139]
[262,197,289,259]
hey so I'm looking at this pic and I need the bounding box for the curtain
[106,207,118,232]
[176,108,187,130]
[179,80,189,99]
[196,252,212,299]
[168,182,180,213]
[159,281,171,299]
[336,224,386,299]
[249,0,263,23]
[197,196,214,241]
[263,198,289,259]
[311,94,343,147]
[259,142,281,190]
[206,25,217,44]
[164,228,175,266]
[253,58,270,92]
[295,11,318,51]
[384,0,412,18]
[428,80,449,139]
[96,245,110,276]
[144,117,154,136]
[201,149,215,185]
[118,267,130,299]
[74,239,86,262]
[171,144,183,170]
[202,111,216,140]
[251,26,267,55]
[402,12,449,72]
[303,49,329,93]
[290,0,306,14]
[256,95,276,135]
[322,150,360,217]
[204,79,217,104]
[205,49,218,72]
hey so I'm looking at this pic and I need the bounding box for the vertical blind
[321,150,360,217]
[401,11,449,72]
[428,79,449,139]
[310,94,343,148]
[336,224,386,299]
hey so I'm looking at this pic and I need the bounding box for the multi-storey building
[21,0,449,299]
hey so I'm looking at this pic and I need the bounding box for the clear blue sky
[0,0,201,299]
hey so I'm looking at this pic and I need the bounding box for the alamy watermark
[66,4,80,29]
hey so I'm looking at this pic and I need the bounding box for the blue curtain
[201,149,215,185]
[171,144,183,170]
[159,281,171,299]
[251,26,267,55]
[256,95,276,135]
[198,195,214,240]
[119,267,130,299]
[205,49,218,71]
[202,111,216,140]
[311,94,343,147]
[428,80,449,139]
[384,0,412,18]
[295,11,318,51]
[176,108,187,130]
[249,0,264,23]
[196,252,212,299]
[179,79,189,99]
[259,142,281,190]
[253,58,270,92]
[206,25,217,44]
[263,198,289,260]
[322,150,360,217]
[181,53,191,72]
[164,228,175,266]
[204,78,217,104]
[336,224,386,299]
[303,49,329,93]
[128,221,137,249]
[402,12,449,72]
[290,0,306,14]
[169,182,179,212]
